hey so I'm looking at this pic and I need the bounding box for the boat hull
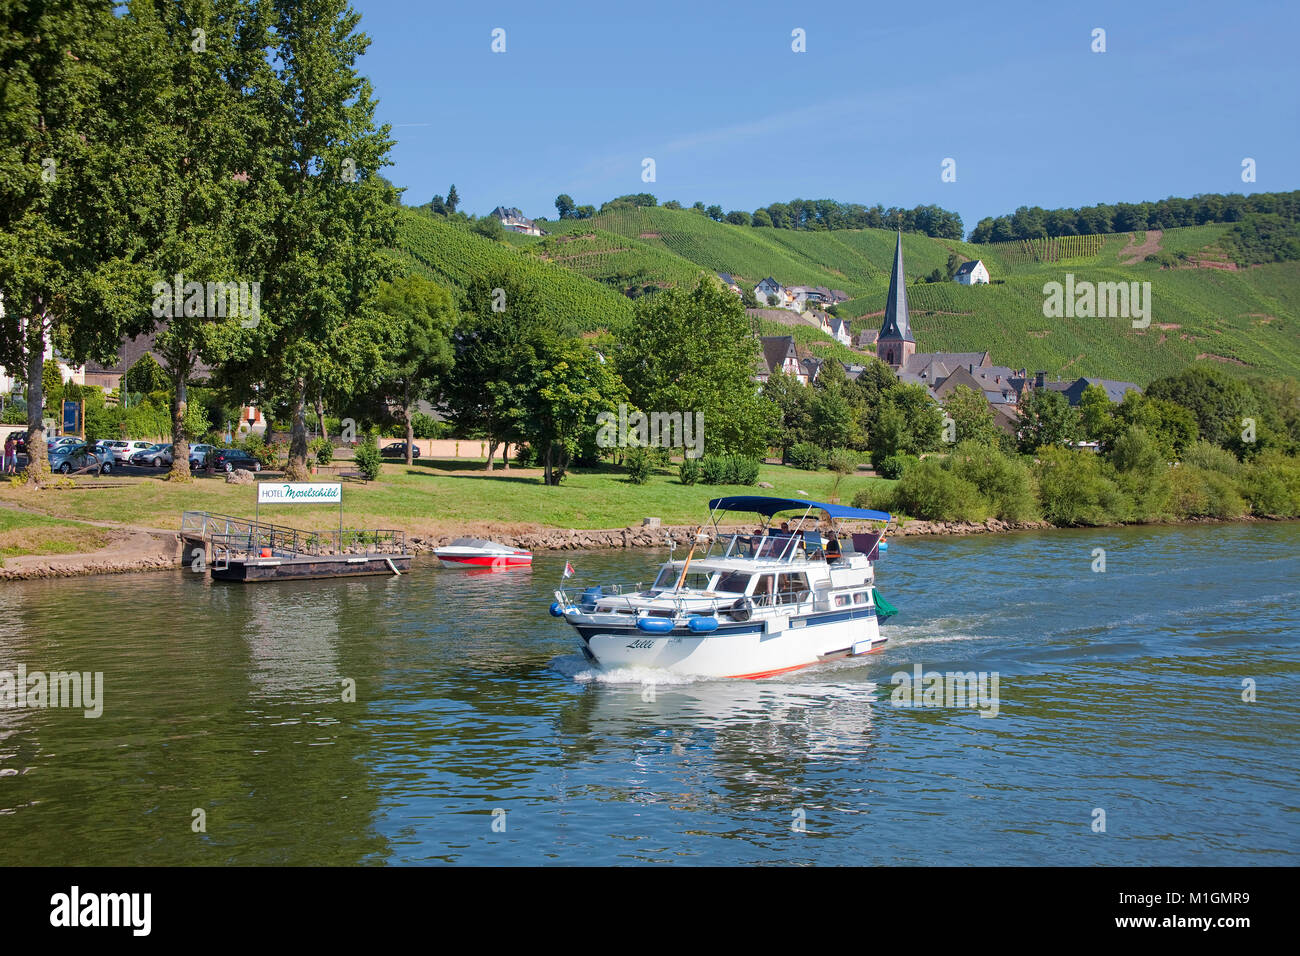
[435,550,532,568]
[572,607,885,679]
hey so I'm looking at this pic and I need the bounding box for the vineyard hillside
[519,207,1300,384]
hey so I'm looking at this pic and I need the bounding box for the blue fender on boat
[687,616,719,633]
[549,601,565,617]
[878,541,888,552]
[636,616,675,633]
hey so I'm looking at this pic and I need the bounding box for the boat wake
[551,654,717,686]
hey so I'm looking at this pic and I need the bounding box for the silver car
[130,443,174,467]
[48,442,111,475]
[188,443,214,470]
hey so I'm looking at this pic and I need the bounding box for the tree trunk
[315,392,328,442]
[23,315,48,485]
[169,370,192,480]
[403,383,413,466]
[485,437,499,472]
[284,379,310,480]
[502,443,509,470]
[543,442,553,486]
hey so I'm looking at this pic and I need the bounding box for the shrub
[1033,447,1127,525]
[625,447,653,484]
[851,482,897,514]
[1239,453,1300,516]
[1180,440,1241,475]
[310,436,333,465]
[512,443,539,467]
[787,441,824,470]
[411,412,447,440]
[353,438,382,481]
[892,460,988,522]
[876,453,919,480]
[679,458,701,485]
[827,448,861,476]
[1167,465,1247,518]
[700,454,760,486]
[945,442,1039,522]
[240,434,278,469]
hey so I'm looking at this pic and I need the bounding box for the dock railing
[183,510,406,565]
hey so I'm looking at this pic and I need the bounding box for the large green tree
[944,384,1001,447]
[0,1,155,482]
[527,339,628,486]
[1017,387,1079,453]
[444,271,553,470]
[619,278,771,458]
[220,0,399,481]
[366,274,456,464]
[119,0,276,479]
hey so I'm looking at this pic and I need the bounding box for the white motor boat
[435,537,532,569]
[550,496,896,679]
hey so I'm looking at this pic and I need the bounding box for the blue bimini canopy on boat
[708,496,891,522]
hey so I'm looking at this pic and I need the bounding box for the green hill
[525,207,1300,385]
[393,208,633,334]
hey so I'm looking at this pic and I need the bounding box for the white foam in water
[550,655,710,686]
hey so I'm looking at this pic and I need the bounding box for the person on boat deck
[824,531,842,563]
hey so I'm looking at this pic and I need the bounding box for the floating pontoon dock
[181,511,412,582]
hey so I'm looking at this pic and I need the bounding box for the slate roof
[758,335,798,376]
[954,259,983,276]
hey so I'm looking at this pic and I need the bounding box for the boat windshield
[652,566,711,590]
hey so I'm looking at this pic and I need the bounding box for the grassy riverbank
[0,508,110,561]
[0,460,896,539]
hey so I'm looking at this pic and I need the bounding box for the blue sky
[355,0,1299,233]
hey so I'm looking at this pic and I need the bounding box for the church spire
[879,230,913,343]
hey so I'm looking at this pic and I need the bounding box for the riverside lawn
[0,459,897,540]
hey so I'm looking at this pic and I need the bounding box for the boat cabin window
[652,566,710,590]
[713,570,752,594]
[750,573,776,606]
[834,594,851,608]
[777,572,811,606]
[853,591,868,604]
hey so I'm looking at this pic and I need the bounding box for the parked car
[109,440,154,462]
[130,443,174,467]
[188,443,215,470]
[48,442,111,475]
[380,442,420,459]
[208,448,262,473]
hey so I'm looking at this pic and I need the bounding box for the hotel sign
[257,482,342,505]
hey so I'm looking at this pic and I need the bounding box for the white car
[110,440,155,463]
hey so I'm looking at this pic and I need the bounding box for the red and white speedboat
[434,537,532,569]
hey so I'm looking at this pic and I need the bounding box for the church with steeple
[874,230,1029,435]
[877,231,915,370]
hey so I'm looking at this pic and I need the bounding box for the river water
[1,522,1296,865]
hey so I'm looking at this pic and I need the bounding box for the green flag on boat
[872,589,898,619]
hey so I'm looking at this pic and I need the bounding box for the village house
[1037,374,1142,406]
[755,277,784,307]
[755,335,808,385]
[491,206,546,236]
[954,259,990,285]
